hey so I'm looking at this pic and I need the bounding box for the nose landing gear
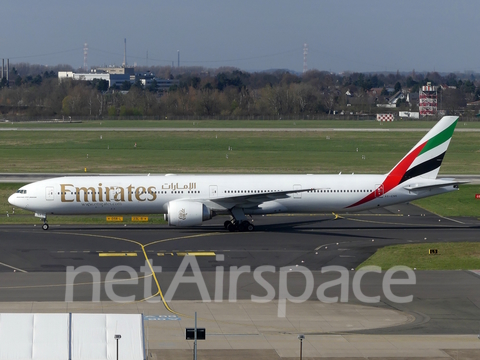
[35,213,49,230]
[41,218,49,231]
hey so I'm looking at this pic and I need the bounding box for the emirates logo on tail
[178,208,187,221]
[346,116,458,209]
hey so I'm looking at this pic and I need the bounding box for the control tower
[419,82,437,116]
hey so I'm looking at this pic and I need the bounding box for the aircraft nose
[8,194,17,207]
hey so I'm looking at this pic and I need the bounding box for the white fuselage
[8,174,456,217]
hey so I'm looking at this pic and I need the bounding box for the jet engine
[165,201,213,227]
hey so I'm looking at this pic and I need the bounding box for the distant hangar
[58,66,178,91]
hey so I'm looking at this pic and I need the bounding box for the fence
[2,114,479,123]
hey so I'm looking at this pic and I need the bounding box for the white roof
[0,313,144,360]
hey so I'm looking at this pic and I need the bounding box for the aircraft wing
[208,188,317,209]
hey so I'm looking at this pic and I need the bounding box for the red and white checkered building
[419,83,437,117]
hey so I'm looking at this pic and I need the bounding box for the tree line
[0,63,479,119]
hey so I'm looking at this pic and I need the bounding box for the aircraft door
[375,184,384,198]
[293,184,302,199]
[209,185,218,198]
[45,186,54,201]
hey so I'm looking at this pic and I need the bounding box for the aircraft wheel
[238,222,246,232]
[227,223,236,232]
[238,221,254,232]
[42,223,49,231]
[224,220,231,229]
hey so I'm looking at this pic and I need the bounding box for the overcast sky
[1,0,478,74]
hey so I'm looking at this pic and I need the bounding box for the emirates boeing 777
[8,116,464,231]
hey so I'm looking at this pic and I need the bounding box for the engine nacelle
[165,201,213,227]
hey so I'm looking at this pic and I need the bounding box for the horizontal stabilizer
[403,179,468,191]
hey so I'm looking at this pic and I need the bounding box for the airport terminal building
[58,66,178,91]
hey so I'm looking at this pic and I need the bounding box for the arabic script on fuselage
[60,182,197,203]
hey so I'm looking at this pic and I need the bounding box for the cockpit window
[16,190,27,194]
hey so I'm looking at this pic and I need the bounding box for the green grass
[357,242,480,270]
[1,118,480,129]
[413,185,480,218]
[0,128,479,174]
[1,122,479,224]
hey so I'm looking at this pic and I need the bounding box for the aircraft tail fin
[346,116,458,209]
[387,116,458,183]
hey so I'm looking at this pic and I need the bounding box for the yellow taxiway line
[98,252,138,257]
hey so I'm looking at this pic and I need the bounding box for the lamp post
[114,334,121,360]
[297,334,305,360]
[194,312,197,360]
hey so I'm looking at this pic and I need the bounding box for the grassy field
[1,118,480,129]
[357,242,480,270]
[1,120,479,224]
[413,185,480,218]
[0,128,479,174]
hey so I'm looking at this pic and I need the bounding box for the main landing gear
[223,220,254,232]
[224,207,255,232]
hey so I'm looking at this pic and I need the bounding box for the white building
[58,68,133,88]
[59,67,177,91]
[0,313,144,360]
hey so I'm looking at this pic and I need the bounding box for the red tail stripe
[346,141,427,208]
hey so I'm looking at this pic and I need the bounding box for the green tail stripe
[419,120,457,155]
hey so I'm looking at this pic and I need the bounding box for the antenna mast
[83,43,88,72]
[303,43,308,73]
[123,38,127,67]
